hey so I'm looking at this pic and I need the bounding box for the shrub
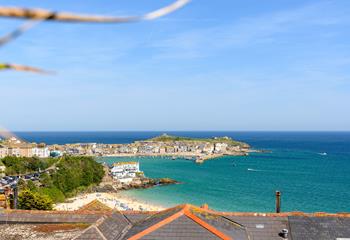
[18,189,53,210]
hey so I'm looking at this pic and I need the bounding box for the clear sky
[1,0,350,131]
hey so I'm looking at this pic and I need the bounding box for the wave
[247,168,264,172]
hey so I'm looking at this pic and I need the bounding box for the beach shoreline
[54,191,165,212]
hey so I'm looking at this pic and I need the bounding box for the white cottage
[111,162,141,183]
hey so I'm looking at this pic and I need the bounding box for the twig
[0,63,54,74]
[0,0,190,22]
[0,20,41,47]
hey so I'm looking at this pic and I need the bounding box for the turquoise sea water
[100,150,350,213]
[16,131,350,213]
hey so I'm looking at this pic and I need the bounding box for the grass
[146,134,248,146]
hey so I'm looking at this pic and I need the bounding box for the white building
[214,143,228,153]
[32,147,50,158]
[111,162,141,183]
[0,146,8,158]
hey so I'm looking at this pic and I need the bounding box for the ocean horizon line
[9,130,350,133]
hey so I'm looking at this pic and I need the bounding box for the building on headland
[27,134,251,160]
[111,162,142,183]
[214,142,228,153]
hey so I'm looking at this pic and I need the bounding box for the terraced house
[0,137,50,158]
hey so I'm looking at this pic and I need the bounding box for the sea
[14,131,350,213]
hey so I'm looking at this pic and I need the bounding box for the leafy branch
[0,0,190,74]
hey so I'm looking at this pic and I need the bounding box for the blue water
[15,131,350,213]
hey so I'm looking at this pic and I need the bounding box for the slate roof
[138,215,220,240]
[288,216,350,240]
[75,211,131,240]
[123,204,249,240]
[226,216,289,240]
[1,204,350,240]
[124,212,153,224]
[0,209,103,223]
[74,225,106,240]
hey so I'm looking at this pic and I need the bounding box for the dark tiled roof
[0,210,102,223]
[74,225,106,240]
[124,213,152,224]
[123,204,249,240]
[1,204,350,240]
[97,212,131,240]
[288,216,350,240]
[226,216,289,240]
[123,205,186,239]
[139,215,220,240]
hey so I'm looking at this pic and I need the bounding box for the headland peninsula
[48,134,251,163]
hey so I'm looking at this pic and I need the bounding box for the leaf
[0,63,54,74]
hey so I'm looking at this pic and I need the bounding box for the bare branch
[0,63,54,74]
[0,0,190,23]
[0,20,40,47]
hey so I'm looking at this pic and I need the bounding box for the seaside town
[0,134,250,163]
[0,134,247,213]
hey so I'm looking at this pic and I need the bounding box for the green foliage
[51,156,104,197]
[40,172,53,187]
[26,180,37,191]
[148,134,247,146]
[15,155,104,208]
[2,156,56,175]
[39,186,65,203]
[18,189,53,210]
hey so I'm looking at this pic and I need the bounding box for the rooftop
[113,162,139,166]
[0,202,349,239]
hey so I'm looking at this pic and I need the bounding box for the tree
[26,180,37,191]
[51,156,104,196]
[18,189,53,210]
[40,172,53,187]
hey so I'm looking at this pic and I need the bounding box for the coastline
[101,152,248,162]
[54,192,165,212]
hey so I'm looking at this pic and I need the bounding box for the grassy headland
[146,134,249,147]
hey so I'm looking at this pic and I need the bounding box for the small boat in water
[319,152,327,156]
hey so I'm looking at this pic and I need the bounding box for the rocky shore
[114,177,179,190]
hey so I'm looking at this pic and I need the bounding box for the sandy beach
[54,192,165,212]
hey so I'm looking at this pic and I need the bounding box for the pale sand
[54,192,165,212]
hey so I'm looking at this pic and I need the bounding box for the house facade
[111,162,141,183]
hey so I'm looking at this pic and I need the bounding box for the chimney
[276,191,281,213]
[201,204,209,210]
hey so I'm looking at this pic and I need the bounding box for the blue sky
[1,0,350,131]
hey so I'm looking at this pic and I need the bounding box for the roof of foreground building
[0,201,350,240]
